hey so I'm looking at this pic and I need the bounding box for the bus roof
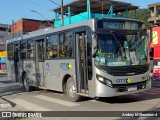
[53,0,138,14]
[6,17,143,44]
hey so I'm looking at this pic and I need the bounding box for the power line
[49,0,61,7]
[25,0,50,10]
[31,10,52,26]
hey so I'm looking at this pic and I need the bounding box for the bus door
[13,44,19,82]
[76,32,89,94]
[35,39,45,86]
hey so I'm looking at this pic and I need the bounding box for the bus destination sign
[97,20,140,30]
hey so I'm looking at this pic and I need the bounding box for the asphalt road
[0,75,160,120]
[0,75,24,97]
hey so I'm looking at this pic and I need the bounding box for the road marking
[12,98,51,111]
[89,99,99,102]
[34,95,80,107]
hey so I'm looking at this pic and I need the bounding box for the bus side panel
[7,60,15,80]
[22,60,37,86]
[45,59,76,92]
[18,61,23,83]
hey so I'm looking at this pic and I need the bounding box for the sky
[0,0,159,25]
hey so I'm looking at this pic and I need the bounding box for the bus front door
[35,40,45,87]
[76,32,89,94]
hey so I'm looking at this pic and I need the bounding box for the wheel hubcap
[68,82,76,98]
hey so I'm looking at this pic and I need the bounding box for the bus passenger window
[20,41,27,60]
[59,33,73,58]
[52,48,58,58]
[7,44,14,60]
[46,47,58,58]
[59,46,66,58]
[46,35,58,59]
[27,40,34,59]
[27,50,34,59]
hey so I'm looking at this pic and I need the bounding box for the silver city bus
[6,0,151,101]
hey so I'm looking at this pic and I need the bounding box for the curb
[0,98,12,109]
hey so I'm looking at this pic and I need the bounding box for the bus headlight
[96,74,113,87]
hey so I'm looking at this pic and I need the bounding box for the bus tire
[66,77,82,102]
[22,74,33,92]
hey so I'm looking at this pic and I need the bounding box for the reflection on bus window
[46,47,58,59]
[27,50,34,59]
[59,46,72,58]
[59,33,73,58]
[20,51,27,59]
[27,41,34,49]
[95,33,148,67]
[59,34,64,45]
[20,41,27,60]
[46,35,58,59]
[7,44,14,60]
[27,40,34,59]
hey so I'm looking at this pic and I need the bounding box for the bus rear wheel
[65,77,82,102]
[23,74,33,92]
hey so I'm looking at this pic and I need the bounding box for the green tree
[127,9,151,25]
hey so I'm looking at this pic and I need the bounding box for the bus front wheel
[65,77,82,102]
[23,74,33,92]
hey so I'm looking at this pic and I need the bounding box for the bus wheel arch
[65,77,82,102]
[62,74,71,93]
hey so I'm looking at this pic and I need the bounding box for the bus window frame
[59,32,73,59]
[45,31,74,60]
[26,39,35,60]
[20,40,27,60]
[46,34,59,60]
[7,43,14,60]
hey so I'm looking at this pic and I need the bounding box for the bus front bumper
[95,79,151,97]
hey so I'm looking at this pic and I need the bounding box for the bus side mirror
[92,33,98,58]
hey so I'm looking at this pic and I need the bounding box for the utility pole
[12,20,14,38]
[61,0,64,26]
[48,0,64,26]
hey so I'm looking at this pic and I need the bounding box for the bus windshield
[95,32,149,67]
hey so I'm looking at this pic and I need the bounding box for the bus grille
[114,81,147,92]
[108,65,149,76]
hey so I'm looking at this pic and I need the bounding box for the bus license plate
[128,86,137,92]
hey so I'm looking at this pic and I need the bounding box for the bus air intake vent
[107,65,149,76]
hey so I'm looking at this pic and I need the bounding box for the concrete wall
[148,2,160,24]
[11,18,53,33]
